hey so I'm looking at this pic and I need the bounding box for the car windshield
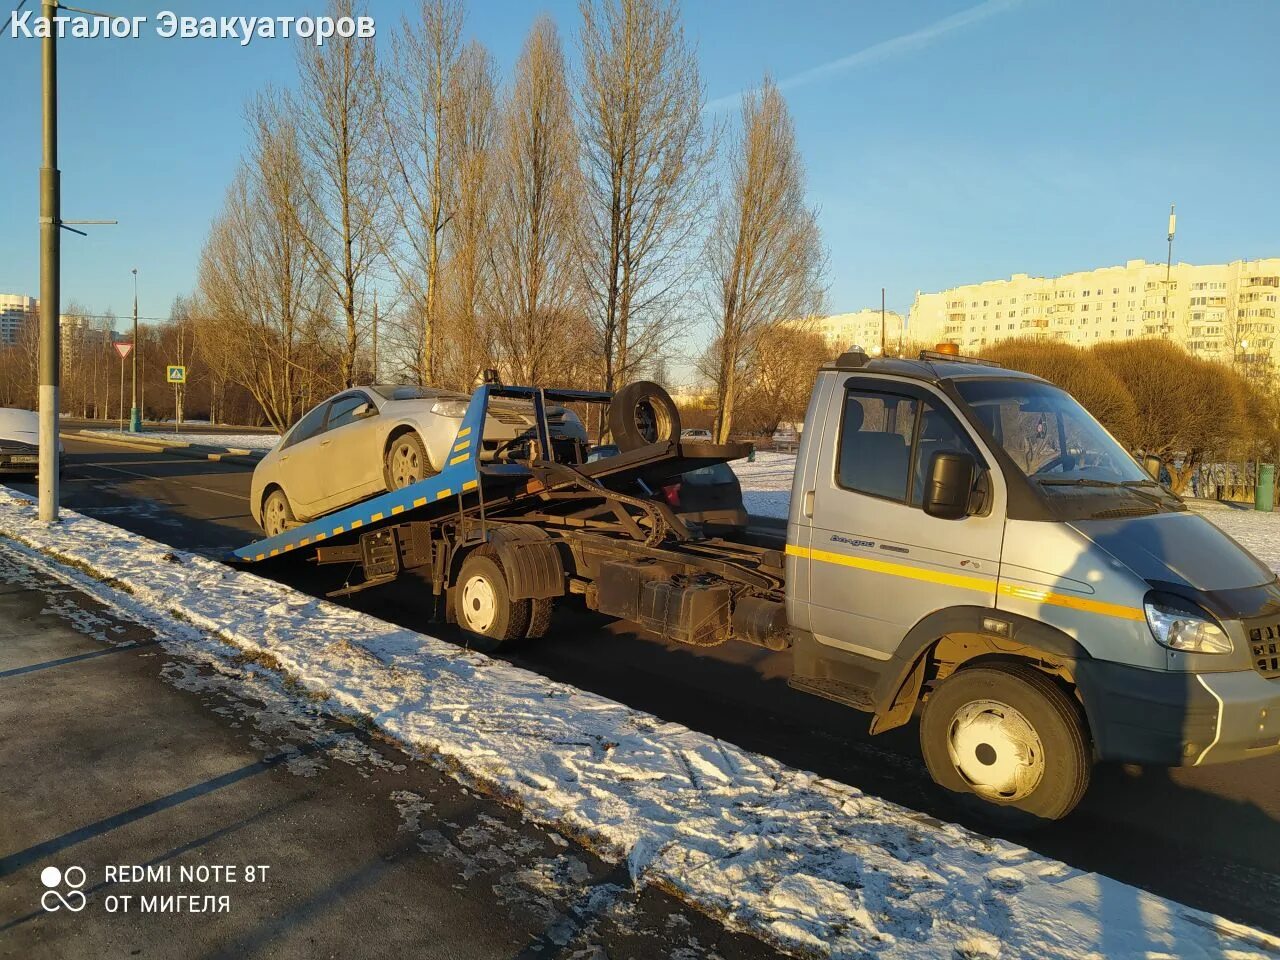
[369,384,444,402]
[953,378,1148,485]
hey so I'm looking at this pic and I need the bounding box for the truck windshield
[952,378,1149,486]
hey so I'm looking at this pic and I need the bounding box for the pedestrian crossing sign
[167,365,187,384]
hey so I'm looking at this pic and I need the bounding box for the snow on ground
[0,491,1275,958]
[732,451,796,520]
[84,429,280,452]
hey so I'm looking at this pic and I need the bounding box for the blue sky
[1,0,1277,336]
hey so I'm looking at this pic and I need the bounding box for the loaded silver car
[250,384,588,535]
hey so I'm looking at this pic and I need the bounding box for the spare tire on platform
[608,380,681,451]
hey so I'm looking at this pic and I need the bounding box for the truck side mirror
[924,451,977,520]
[1142,455,1162,482]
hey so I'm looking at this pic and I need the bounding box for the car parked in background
[251,385,588,535]
[0,408,61,479]
[587,443,748,535]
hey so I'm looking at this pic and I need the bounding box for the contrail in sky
[704,0,1024,113]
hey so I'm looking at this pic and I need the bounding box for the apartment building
[908,258,1280,368]
[0,294,36,347]
[808,308,907,355]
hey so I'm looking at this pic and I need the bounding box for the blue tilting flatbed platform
[225,377,785,651]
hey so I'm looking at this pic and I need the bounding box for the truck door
[804,379,1004,661]
[784,373,836,632]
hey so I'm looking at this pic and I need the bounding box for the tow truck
[231,354,1280,822]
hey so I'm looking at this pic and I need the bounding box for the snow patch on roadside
[83,430,280,452]
[0,490,1277,959]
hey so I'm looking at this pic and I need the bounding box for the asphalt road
[14,435,1280,936]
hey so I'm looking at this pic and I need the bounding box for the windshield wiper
[1034,477,1173,509]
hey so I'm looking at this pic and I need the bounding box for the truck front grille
[1249,624,1280,680]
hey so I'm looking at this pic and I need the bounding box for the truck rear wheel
[525,598,555,639]
[454,551,530,648]
[920,663,1091,825]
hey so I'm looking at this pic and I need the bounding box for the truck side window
[911,401,981,505]
[836,390,918,502]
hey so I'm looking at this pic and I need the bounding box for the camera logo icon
[40,866,87,913]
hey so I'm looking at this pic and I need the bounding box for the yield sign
[113,342,134,360]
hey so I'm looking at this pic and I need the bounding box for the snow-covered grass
[732,451,796,520]
[84,429,280,452]
[0,490,1275,958]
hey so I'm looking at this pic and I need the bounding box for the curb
[63,430,266,468]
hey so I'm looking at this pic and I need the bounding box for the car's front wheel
[261,488,296,537]
[384,432,434,491]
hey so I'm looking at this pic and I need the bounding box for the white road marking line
[79,462,251,503]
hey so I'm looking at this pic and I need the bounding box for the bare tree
[1094,338,1250,492]
[380,0,464,383]
[707,78,825,442]
[290,0,383,387]
[196,102,334,433]
[432,40,500,390]
[489,18,584,384]
[578,0,712,392]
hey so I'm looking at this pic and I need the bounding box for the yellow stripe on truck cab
[787,543,1144,622]
[786,543,993,593]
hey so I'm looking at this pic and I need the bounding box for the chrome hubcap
[460,574,497,634]
[946,699,1045,801]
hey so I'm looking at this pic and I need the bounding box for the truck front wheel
[454,551,530,649]
[920,664,1091,825]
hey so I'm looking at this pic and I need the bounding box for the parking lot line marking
[78,461,251,502]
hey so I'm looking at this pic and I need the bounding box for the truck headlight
[430,399,470,418]
[1143,593,1232,654]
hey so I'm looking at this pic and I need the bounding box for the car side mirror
[1142,454,1162,481]
[924,450,977,520]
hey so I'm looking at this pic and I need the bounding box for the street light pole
[129,267,140,431]
[37,0,60,522]
[1162,203,1176,336]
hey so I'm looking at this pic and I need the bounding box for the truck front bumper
[1076,660,1280,767]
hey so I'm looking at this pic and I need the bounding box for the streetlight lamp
[129,267,141,432]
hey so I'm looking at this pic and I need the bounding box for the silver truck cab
[785,348,1280,822]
